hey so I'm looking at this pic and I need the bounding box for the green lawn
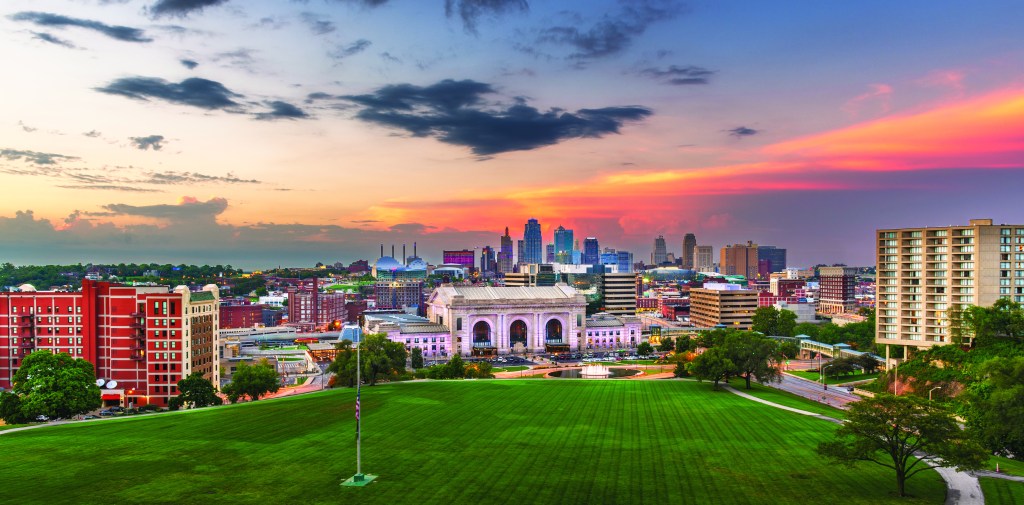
[725,378,847,419]
[491,366,529,373]
[788,370,879,385]
[0,381,945,504]
[988,455,1024,476]
[980,478,1024,505]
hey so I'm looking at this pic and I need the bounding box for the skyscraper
[694,245,714,272]
[480,246,497,274]
[720,241,759,279]
[523,218,542,264]
[682,233,697,270]
[617,251,634,273]
[757,245,787,277]
[516,239,525,269]
[553,225,574,263]
[546,243,556,263]
[652,235,667,265]
[498,227,514,274]
[583,237,600,265]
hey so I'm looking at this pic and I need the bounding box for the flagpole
[342,335,376,487]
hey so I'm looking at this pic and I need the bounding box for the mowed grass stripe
[0,380,945,505]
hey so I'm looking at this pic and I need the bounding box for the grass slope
[725,378,847,419]
[980,478,1024,505]
[0,381,944,505]
[788,370,879,385]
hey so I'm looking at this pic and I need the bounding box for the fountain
[579,364,613,378]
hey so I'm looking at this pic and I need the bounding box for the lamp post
[929,385,942,402]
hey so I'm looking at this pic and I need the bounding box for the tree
[657,337,675,353]
[360,333,408,385]
[793,322,819,339]
[675,335,691,353]
[817,394,987,497]
[637,342,654,357]
[822,357,856,379]
[752,306,781,336]
[778,309,797,338]
[0,351,102,423]
[779,340,800,359]
[724,332,783,390]
[967,356,1024,457]
[687,348,734,388]
[222,359,280,402]
[169,372,223,410]
[854,353,880,374]
[411,347,424,369]
[964,298,1024,347]
[328,340,358,387]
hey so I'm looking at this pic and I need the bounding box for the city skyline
[3,1,1024,268]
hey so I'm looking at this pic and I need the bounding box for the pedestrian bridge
[796,336,883,362]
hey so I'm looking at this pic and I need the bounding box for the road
[771,373,860,408]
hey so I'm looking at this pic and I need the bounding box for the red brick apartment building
[1,280,220,407]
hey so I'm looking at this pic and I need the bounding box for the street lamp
[929,385,942,402]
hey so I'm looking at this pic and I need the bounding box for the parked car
[35,415,49,422]
[99,409,116,416]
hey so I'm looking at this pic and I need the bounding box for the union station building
[426,285,587,356]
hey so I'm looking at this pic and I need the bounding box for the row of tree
[687,329,783,389]
[751,306,877,353]
[327,334,409,387]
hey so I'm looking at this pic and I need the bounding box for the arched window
[472,321,491,344]
[545,319,562,343]
[510,320,527,347]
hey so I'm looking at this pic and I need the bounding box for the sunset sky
[3,0,1024,269]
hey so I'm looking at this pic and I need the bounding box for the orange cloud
[767,88,1024,170]
[366,87,1024,236]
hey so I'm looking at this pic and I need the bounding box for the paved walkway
[722,384,984,505]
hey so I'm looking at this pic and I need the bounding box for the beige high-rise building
[721,241,759,279]
[690,284,757,330]
[876,219,1024,360]
[602,273,638,316]
[694,245,714,272]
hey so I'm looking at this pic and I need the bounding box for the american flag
[355,390,361,421]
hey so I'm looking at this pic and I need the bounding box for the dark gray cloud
[10,11,152,43]
[380,51,401,63]
[150,0,229,18]
[445,0,528,33]
[103,196,228,221]
[32,31,76,48]
[83,130,102,137]
[328,39,371,62]
[537,0,682,61]
[142,171,260,185]
[129,135,166,150]
[305,92,337,103]
[639,65,714,85]
[327,0,391,7]
[301,12,335,35]
[180,59,198,69]
[96,76,242,110]
[0,149,78,165]
[255,101,309,120]
[727,126,758,137]
[342,79,652,155]
[212,48,256,70]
